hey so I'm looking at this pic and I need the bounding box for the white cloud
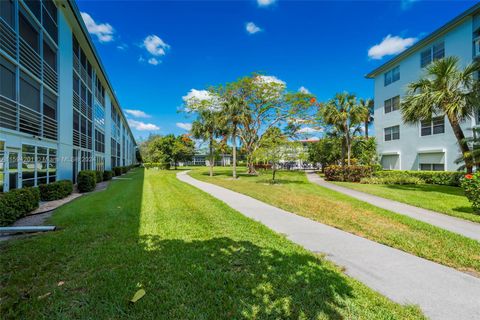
[116,43,128,50]
[255,75,285,86]
[125,109,151,118]
[246,22,262,34]
[298,126,323,134]
[176,122,192,131]
[182,89,221,112]
[143,35,170,56]
[127,119,160,131]
[368,34,417,60]
[257,0,276,7]
[148,58,160,66]
[80,12,114,43]
[298,86,310,94]
[182,89,214,103]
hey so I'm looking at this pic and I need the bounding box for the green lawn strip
[330,181,480,224]
[189,168,480,275]
[0,169,423,319]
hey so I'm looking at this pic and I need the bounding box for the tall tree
[230,74,313,174]
[191,109,221,177]
[172,134,195,169]
[401,56,480,173]
[360,98,374,138]
[320,92,367,166]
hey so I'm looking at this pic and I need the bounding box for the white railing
[0,18,16,58]
[19,38,41,78]
[0,95,17,130]
[43,62,58,92]
[19,104,41,136]
[43,115,57,140]
[474,37,480,58]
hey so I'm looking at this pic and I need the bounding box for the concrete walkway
[177,171,480,320]
[306,172,480,242]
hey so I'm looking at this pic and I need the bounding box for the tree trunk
[447,113,472,173]
[345,124,351,166]
[365,119,369,139]
[246,152,257,175]
[341,138,346,167]
[272,166,276,183]
[209,137,214,177]
[232,133,237,179]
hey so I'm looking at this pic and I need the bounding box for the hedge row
[324,165,374,182]
[39,180,73,201]
[143,163,171,170]
[112,165,136,176]
[78,170,97,193]
[461,172,480,214]
[374,170,463,186]
[0,187,40,226]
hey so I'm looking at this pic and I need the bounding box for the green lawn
[330,181,480,223]
[0,168,423,319]
[189,168,480,276]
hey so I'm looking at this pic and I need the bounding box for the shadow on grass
[452,206,475,214]
[131,236,354,319]
[382,183,465,196]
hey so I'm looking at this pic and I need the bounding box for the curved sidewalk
[306,172,480,242]
[177,171,480,320]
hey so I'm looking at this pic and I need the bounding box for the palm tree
[360,98,374,138]
[401,56,480,173]
[219,92,245,179]
[321,92,367,166]
[191,109,220,177]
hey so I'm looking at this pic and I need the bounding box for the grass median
[189,168,480,276]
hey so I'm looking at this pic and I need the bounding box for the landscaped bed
[330,181,480,223]
[0,168,423,319]
[189,168,480,276]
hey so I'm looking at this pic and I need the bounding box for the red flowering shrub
[461,172,480,214]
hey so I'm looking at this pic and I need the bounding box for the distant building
[180,153,232,167]
[0,0,137,192]
[366,4,480,171]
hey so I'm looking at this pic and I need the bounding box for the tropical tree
[401,56,480,173]
[172,134,195,169]
[360,98,374,138]
[320,92,367,166]
[307,137,342,171]
[191,109,223,176]
[229,74,314,174]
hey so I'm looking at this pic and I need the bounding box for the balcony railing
[0,95,17,130]
[0,19,16,59]
[19,104,41,136]
[19,38,41,79]
[43,62,58,92]
[474,37,480,59]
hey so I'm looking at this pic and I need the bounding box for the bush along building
[367,3,480,171]
[0,0,137,192]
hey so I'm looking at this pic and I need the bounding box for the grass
[0,168,424,319]
[189,168,480,276]
[330,181,480,223]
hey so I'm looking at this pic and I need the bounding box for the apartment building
[367,3,480,171]
[0,0,136,192]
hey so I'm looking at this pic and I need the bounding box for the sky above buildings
[77,0,478,140]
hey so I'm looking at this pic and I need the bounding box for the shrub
[95,171,104,183]
[0,187,40,226]
[121,166,128,174]
[461,172,480,214]
[143,163,171,170]
[39,180,73,201]
[103,170,113,181]
[77,170,97,193]
[324,165,374,182]
[360,176,425,185]
[113,167,122,176]
[374,170,463,186]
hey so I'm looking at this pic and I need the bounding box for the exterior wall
[0,0,136,192]
[373,17,476,171]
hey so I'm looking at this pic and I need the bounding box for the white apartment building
[367,3,480,171]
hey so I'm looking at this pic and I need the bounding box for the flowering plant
[461,172,480,214]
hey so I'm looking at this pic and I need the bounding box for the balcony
[474,37,480,59]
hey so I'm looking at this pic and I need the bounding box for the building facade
[0,0,136,192]
[367,4,480,171]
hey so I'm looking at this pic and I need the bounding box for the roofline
[365,3,480,79]
[65,0,137,146]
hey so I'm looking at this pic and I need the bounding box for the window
[384,96,400,113]
[24,1,41,20]
[19,13,39,52]
[384,66,400,86]
[0,0,14,28]
[420,163,445,171]
[420,42,445,68]
[0,141,4,192]
[421,116,445,136]
[20,72,40,111]
[0,56,16,100]
[43,41,57,71]
[43,90,56,120]
[42,1,57,42]
[384,125,400,141]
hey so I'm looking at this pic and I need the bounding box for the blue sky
[77,0,478,140]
